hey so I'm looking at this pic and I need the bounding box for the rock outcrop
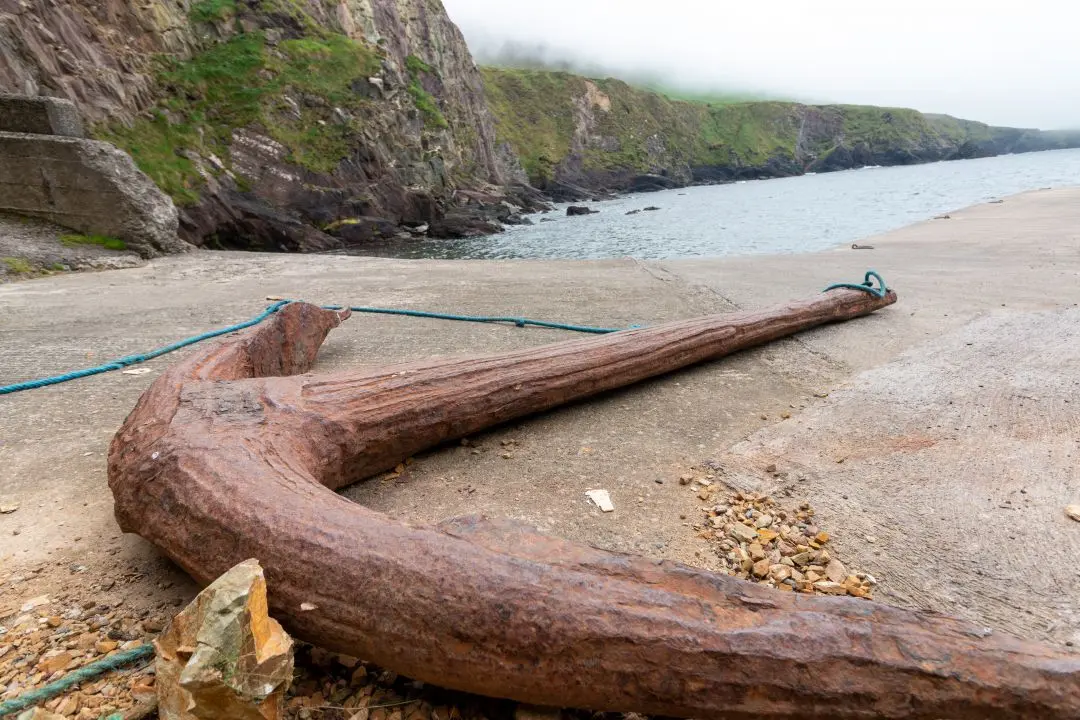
[0,0,546,252]
[0,94,184,257]
[481,67,1080,197]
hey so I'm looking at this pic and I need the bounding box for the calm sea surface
[353,148,1080,260]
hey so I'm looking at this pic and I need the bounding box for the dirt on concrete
[0,212,143,281]
[2,188,1079,716]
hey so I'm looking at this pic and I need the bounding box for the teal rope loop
[0,301,631,396]
[823,270,889,298]
[0,644,153,717]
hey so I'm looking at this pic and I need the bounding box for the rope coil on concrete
[824,270,889,298]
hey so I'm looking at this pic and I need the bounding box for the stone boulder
[0,132,186,257]
[566,205,598,216]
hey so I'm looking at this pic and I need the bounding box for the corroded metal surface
[108,294,1080,719]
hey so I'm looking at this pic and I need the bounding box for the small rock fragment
[748,542,766,561]
[0,503,18,514]
[585,489,615,513]
[729,523,758,544]
[825,559,847,584]
[756,528,779,543]
[770,564,792,582]
[752,559,771,578]
[1066,505,1080,522]
[39,651,73,674]
[20,594,50,612]
[813,581,849,595]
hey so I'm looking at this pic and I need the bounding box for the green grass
[60,233,128,251]
[403,54,448,130]
[406,54,435,76]
[480,68,805,182]
[99,29,381,204]
[407,81,449,130]
[189,0,236,22]
[2,257,33,274]
[480,66,1022,185]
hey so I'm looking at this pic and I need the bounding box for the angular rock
[585,489,615,513]
[729,523,759,544]
[756,528,779,543]
[825,559,847,584]
[1066,505,1080,522]
[748,542,766,562]
[566,205,597,216]
[155,559,294,720]
[752,559,771,578]
[813,581,849,596]
[770,564,792,582]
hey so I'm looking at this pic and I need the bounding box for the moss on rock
[99,28,380,204]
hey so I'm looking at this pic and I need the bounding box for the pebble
[684,476,876,600]
[585,489,615,513]
[813,581,849,595]
[825,559,847,584]
[1066,505,1080,522]
[21,595,51,612]
[729,524,758,544]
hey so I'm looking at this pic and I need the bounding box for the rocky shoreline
[3,0,1077,256]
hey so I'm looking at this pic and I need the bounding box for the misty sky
[442,0,1079,129]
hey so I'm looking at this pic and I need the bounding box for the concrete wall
[0,132,185,256]
[0,93,186,257]
[0,93,84,137]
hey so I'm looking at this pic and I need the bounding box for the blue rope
[0,301,292,396]
[823,270,889,298]
[2,272,884,397]
[0,644,153,717]
[0,301,627,396]
[324,304,628,334]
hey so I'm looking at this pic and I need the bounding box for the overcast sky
[442,0,1079,129]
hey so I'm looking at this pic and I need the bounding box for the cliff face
[0,0,532,249]
[482,68,1080,197]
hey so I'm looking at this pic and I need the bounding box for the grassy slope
[99,23,381,205]
[94,0,467,206]
[481,67,1056,185]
